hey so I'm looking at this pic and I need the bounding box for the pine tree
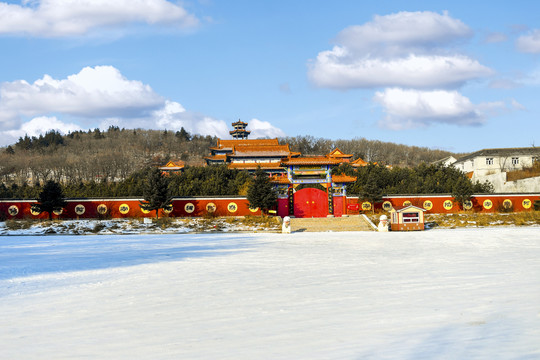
[452,176,474,208]
[247,168,277,215]
[360,174,383,213]
[31,180,67,220]
[139,168,172,219]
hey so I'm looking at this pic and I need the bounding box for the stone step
[290,215,375,232]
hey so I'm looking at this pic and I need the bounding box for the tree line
[1,127,460,187]
[333,162,493,206]
[0,127,216,186]
[0,165,251,199]
[1,162,492,200]
[281,135,457,166]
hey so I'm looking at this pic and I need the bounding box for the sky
[0,1,539,153]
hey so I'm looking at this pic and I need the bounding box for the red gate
[294,188,328,218]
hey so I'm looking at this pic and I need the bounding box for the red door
[294,188,328,218]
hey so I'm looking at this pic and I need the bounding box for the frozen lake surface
[1,228,539,359]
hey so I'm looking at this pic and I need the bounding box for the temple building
[159,160,185,175]
[229,120,250,139]
[204,121,300,174]
[271,151,357,218]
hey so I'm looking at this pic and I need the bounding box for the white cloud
[510,98,526,111]
[0,66,164,129]
[1,116,82,146]
[516,29,540,53]
[0,66,286,146]
[309,52,492,89]
[335,11,472,57]
[0,0,198,37]
[248,118,286,138]
[374,88,488,130]
[308,11,492,90]
[150,100,230,138]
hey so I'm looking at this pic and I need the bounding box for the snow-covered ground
[0,217,279,236]
[1,228,539,359]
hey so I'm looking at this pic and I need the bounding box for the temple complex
[204,120,367,217]
[204,121,300,174]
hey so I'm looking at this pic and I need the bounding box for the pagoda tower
[229,120,250,139]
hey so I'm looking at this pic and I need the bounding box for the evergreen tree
[139,168,172,219]
[452,176,474,208]
[175,127,191,141]
[31,180,67,220]
[360,174,383,213]
[247,168,277,215]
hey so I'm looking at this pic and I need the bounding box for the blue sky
[1,0,539,153]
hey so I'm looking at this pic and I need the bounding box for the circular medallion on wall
[184,203,195,214]
[423,200,433,211]
[382,201,392,211]
[8,205,19,216]
[522,199,532,209]
[463,200,473,210]
[403,200,412,207]
[483,199,493,210]
[502,199,512,210]
[249,206,259,213]
[97,204,108,215]
[443,200,453,210]
[53,208,63,216]
[206,203,216,213]
[163,205,173,214]
[227,202,238,213]
[119,204,130,214]
[75,204,86,215]
[361,201,372,211]
[30,207,41,216]
[140,207,151,214]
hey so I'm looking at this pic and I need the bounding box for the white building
[446,147,540,193]
[452,148,539,176]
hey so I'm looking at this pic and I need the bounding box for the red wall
[2,194,539,220]
[346,194,540,214]
[0,197,261,220]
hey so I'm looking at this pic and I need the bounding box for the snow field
[1,228,540,359]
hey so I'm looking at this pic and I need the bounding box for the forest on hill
[0,127,457,188]
[0,162,492,201]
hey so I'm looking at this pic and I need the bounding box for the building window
[402,212,419,223]
[486,157,494,165]
[512,157,519,166]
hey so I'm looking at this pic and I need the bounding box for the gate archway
[294,187,328,218]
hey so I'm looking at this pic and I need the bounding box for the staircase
[290,215,375,232]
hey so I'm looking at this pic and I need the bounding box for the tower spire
[230,119,251,139]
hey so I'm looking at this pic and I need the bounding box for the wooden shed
[390,205,426,231]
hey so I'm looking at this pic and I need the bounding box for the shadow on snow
[0,233,263,281]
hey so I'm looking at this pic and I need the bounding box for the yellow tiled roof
[227,162,285,170]
[231,144,292,156]
[216,138,279,149]
[331,174,357,183]
[281,156,343,166]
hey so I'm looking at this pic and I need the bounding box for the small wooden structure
[390,205,426,231]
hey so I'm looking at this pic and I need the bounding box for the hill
[1,127,456,186]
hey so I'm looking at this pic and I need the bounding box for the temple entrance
[294,187,328,218]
